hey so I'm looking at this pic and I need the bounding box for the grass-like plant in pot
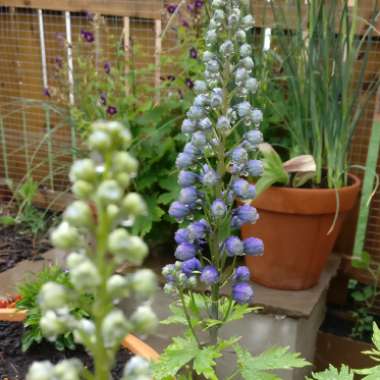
[25,121,159,380]
[242,0,379,290]
[153,1,310,378]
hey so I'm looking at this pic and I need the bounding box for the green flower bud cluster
[29,121,157,380]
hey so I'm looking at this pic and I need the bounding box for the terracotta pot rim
[0,308,159,361]
[253,173,361,215]
[268,173,360,194]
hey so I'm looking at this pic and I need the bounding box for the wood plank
[0,0,163,19]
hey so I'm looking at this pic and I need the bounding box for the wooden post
[154,19,162,104]
[123,16,130,96]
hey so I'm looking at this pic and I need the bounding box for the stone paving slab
[0,249,66,295]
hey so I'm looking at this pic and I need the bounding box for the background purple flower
[99,93,107,106]
[43,87,51,97]
[185,78,194,89]
[80,30,94,43]
[104,62,111,74]
[189,47,198,59]
[167,4,177,14]
[106,106,117,116]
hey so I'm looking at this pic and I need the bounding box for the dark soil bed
[0,226,51,273]
[0,322,132,380]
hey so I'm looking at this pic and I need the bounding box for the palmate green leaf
[193,346,221,380]
[307,365,354,380]
[153,335,199,379]
[235,344,310,380]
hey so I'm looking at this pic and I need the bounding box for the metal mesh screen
[0,1,379,294]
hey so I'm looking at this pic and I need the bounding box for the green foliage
[153,332,239,380]
[16,266,90,352]
[255,144,289,196]
[307,365,354,380]
[235,345,310,380]
[349,252,380,340]
[270,0,380,188]
[2,178,49,238]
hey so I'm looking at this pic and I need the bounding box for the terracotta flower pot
[0,308,159,360]
[242,174,361,290]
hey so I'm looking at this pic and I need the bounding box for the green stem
[179,288,201,347]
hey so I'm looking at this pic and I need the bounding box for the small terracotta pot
[242,174,361,290]
[0,308,159,361]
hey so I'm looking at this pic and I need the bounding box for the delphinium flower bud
[178,171,198,187]
[175,242,197,261]
[107,274,129,299]
[232,204,259,228]
[194,80,208,94]
[40,310,66,341]
[102,310,130,348]
[233,266,251,282]
[72,180,94,200]
[122,356,152,380]
[211,199,227,219]
[69,159,97,183]
[176,152,195,169]
[130,269,157,299]
[26,361,54,380]
[113,152,138,176]
[182,257,202,277]
[232,282,253,304]
[51,221,80,250]
[169,201,191,220]
[232,178,256,199]
[244,237,264,256]
[53,359,83,380]
[179,186,199,206]
[246,160,263,177]
[251,109,263,125]
[73,319,96,345]
[131,305,158,334]
[97,180,123,205]
[70,259,101,292]
[122,193,147,217]
[246,77,258,94]
[88,130,111,152]
[217,116,231,130]
[182,119,196,134]
[63,201,93,229]
[200,265,219,285]
[39,282,67,311]
[188,219,209,242]
[245,129,263,145]
[231,147,248,165]
[201,165,219,187]
[175,228,191,244]
[225,236,244,257]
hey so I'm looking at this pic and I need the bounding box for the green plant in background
[16,265,91,352]
[0,177,49,240]
[271,0,380,189]
[307,323,380,379]
[27,121,158,380]
[49,11,205,245]
[348,252,380,340]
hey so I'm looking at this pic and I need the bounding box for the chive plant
[26,121,158,380]
[272,0,379,188]
[155,1,308,378]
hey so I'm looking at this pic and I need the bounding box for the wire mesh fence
[0,0,380,295]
